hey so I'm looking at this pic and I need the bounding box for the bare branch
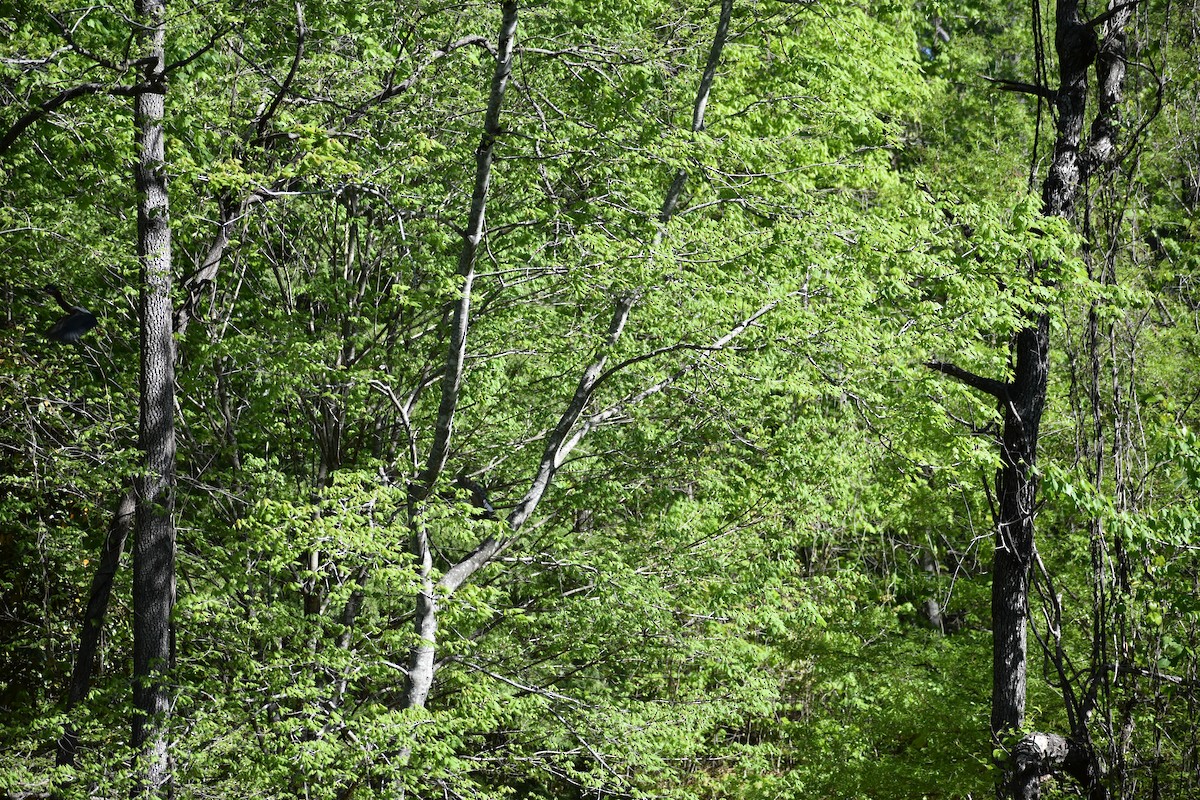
[563,299,780,454]
[46,8,119,69]
[438,295,637,595]
[658,0,731,224]
[345,35,492,126]
[1,11,228,156]
[0,82,122,155]
[1087,0,1140,29]
[926,358,1008,399]
[252,2,305,145]
[436,0,740,598]
[692,0,732,132]
[460,660,585,706]
[982,74,1057,101]
[162,23,232,74]
[1106,661,1192,686]
[57,489,135,768]
[368,379,421,474]
[506,294,636,532]
[418,2,519,493]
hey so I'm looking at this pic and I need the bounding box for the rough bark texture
[990,318,1049,733]
[991,0,1095,739]
[132,0,177,793]
[995,2,1136,799]
[1042,3,1095,221]
[1009,732,1105,800]
[926,6,1135,791]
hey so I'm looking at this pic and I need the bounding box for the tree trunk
[992,2,1142,798]
[1009,732,1105,800]
[402,0,519,715]
[132,0,177,793]
[400,0,735,718]
[56,490,135,770]
[925,1,1132,785]
[991,0,1095,739]
[991,318,1049,733]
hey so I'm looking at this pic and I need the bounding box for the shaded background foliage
[2,0,1199,798]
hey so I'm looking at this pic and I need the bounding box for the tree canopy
[2,0,1198,798]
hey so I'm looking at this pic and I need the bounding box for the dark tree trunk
[991,0,1094,739]
[55,491,135,770]
[992,2,1140,798]
[927,5,1134,793]
[131,0,176,793]
[989,5,1148,800]
[990,318,1050,733]
[1009,732,1107,800]
[1042,3,1095,221]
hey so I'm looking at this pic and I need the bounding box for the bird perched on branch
[44,284,98,343]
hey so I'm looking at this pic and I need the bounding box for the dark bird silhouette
[44,284,98,343]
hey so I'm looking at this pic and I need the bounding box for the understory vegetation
[2,0,1199,797]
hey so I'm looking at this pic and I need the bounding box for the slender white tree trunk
[403,0,520,715]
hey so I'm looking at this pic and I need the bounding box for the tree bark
[990,318,1049,733]
[417,1,520,493]
[990,0,1095,739]
[926,5,1138,786]
[131,0,177,793]
[989,2,1138,798]
[1080,1,1138,791]
[1009,732,1103,800]
[403,0,519,714]
[658,0,731,225]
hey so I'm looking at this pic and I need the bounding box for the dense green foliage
[2,0,1198,798]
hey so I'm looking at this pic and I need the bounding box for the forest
[1,0,1198,797]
